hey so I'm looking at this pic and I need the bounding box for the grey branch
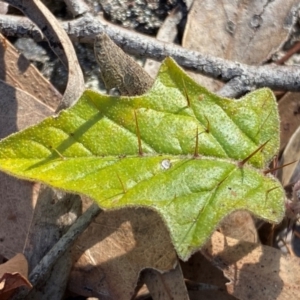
[1,12,300,96]
[29,203,101,286]
[65,15,300,94]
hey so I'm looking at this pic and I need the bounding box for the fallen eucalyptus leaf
[183,0,299,90]
[278,92,300,152]
[0,33,61,109]
[0,79,54,259]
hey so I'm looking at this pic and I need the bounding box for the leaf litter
[0,34,55,260]
[1,1,300,298]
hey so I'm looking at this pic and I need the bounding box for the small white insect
[161,159,172,170]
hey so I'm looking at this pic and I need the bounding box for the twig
[217,77,255,98]
[2,11,300,96]
[64,15,300,94]
[12,203,101,300]
[0,14,43,40]
[29,203,101,286]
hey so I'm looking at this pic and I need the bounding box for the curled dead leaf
[0,253,32,299]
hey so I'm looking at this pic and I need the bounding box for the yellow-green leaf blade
[0,57,284,260]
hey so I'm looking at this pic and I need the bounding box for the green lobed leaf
[0,58,284,260]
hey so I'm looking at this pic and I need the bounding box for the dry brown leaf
[181,251,235,300]
[141,264,189,300]
[6,0,85,110]
[0,34,62,109]
[202,231,300,300]
[0,31,57,261]
[0,80,54,259]
[183,0,299,91]
[0,2,8,14]
[0,174,37,260]
[0,253,32,299]
[220,211,258,243]
[134,284,150,300]
[278,125,300,187]
[278,92,300,152]
[0,253,28,279]
[0,80,55,139]
[69,208,177,300]
[0,273,31,300]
